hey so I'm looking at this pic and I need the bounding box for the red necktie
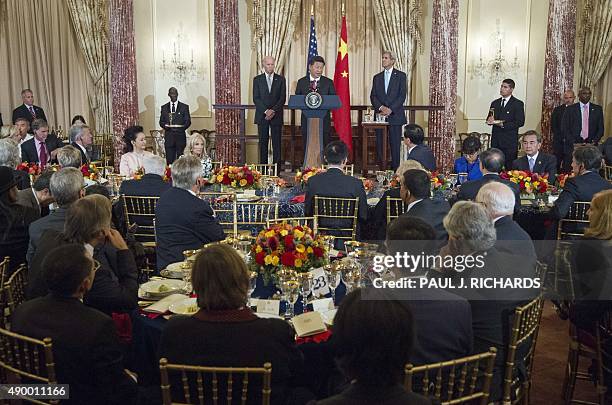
[39,141,47,167]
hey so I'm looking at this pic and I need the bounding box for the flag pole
[311,4,314,16]
[341,2,345,17]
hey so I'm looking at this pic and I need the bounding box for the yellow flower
[306,246,313,254]
[265,230,276,238]
[255,245,263,253]
[280,229,288,237]
[240,178,247,186]
[294,259,303,268]
[271,255,279,266]
[294,229,305,239]
[216,175,223,182]
[231,180,237,187]
[296,244,305,253]
[264,255,274,265]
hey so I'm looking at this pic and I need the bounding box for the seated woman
[159,244,303,404]
[119,125,154,177]
[27,194,138,314]
[315,289,435,404]
[183,131,212,179]
[454,135,482,182]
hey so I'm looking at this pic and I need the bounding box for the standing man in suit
[69,125,93,164]
[551,89,576,172]
[12,89,47,127]
[16,170,54,219]
[564,87,605,146]
[20,119,64,166]
[295,55,336,148]
[159,87,191,164]
[486,79,525,165]
[512,130,557,183]
[400,169,449,242]
[403,124,436,171]
[253,56,286,171]
[370,51,407,171]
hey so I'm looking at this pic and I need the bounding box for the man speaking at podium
[295,55,336,148]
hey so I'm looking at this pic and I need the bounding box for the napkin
[290,194,306,204]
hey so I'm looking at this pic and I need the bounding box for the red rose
[246,173,254,183]
[268,237,278,250]
[313,246,324,258]
[255,251,266,265]
[281,252,295,266]
[284,235,294,250]
[222,174,231,185]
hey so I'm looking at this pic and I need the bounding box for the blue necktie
[384,70,390,93]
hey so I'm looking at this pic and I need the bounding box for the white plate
[367,197,380,205]
[256,312,283,319]
[140,279,187,298]
[236,194,262,202]
[169,297,199,315]
[161,262,190,279]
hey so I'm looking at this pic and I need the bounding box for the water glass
[298,273,313,313]
[323,264,338,305]
[375,170,386,185]
[458,172,468,185]
[247,271,257,307]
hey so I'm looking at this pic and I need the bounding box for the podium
[289,94,341,168]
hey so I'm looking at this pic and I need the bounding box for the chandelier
[159,27,201,83]
[468,19,520,85]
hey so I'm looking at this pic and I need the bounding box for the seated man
[11,244,138,404]
[456,148,521,212]
[16,170,54,219]
[512,130,557,183]
[476,181,535,258]
[403,124,436,171]
[155,155,225,271]
[304,141,367,242]
[399,169,450,242]
[551,145,611,220]
[57,145,97,187]
[68,124,93,164]
[0,138,30,190]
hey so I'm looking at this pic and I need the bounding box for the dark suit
[315,384,436,405]
[551,171,611,219]
[371,187,401,240]
[494,215,535,258]
[20,134,64,164]
[253,73,286,167]
[71,142,90,164]
[12,104,47,126]
[512,152,557,183]
[26,207,68,263]
[12,168,31,190]
[551,104,573,171]
[16,187,47,219]
[12,294,138,405]
[295,75,336,147]
[0,203,37,275]
[456,173,521,214]
[407,144,436,171]
[304,168,367,241]
[370,68,407,170]
[564,102,605,145]
[601,137,612,165]
[159,101,191,164]
[489,96,525,164]
[402,198,449,242]
[155,187,225,270]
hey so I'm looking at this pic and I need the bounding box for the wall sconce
[159,27,202,83]
[468,19,520,85]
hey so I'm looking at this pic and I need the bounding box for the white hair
[0,139,20,168]
[443,201,496,252]
[476,182,515,218]
[68,125,89,143]
[143,155,167,176]
[171,155,202,190]
[57,145,82,168]
[50,167,84,207]
[383,50,396,61]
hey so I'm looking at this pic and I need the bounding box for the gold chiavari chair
[313,196,359,243]
[159,359,272,405]
[552,242,575,300]
[122,195,160,247]
[604,165,612,182]
[3,264,27,322]
[0,256,9,287]
[404,348,497,405]
[0,328,58,405]
[236,201,279,236]
[321,164,354,176]
[502,294,546,405]
[386,197,409,224]
[249,164,277,177]
[557,201,591,240]
[0,257,10,329]
[267,216,315,229]
[198,192,238,237]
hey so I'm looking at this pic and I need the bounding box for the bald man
[551,90,575,172]
[253,56,286,171]
[159,87,191,164]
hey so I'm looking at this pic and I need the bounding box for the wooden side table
[361,122,389,176]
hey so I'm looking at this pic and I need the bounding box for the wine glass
[448,174,458,189]
[384,170,394,186]
[247,271,258,307]
[281,279,300,319]
[298,272,313,313]
[458,172,468,185]
[322,235,336,255]
[323,264,339,305]
[375,170,386,185]
[341,266,360,294]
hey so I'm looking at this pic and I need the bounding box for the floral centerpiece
[16,162,42,176]
[294,167,325,187]
[362,178,375,192]
[389,174,400,188]
[163,166,172,182]
[500,170,549,196]
[209,165,262,189]
[249,223,328,284]
[132,166,145,180]
[80,163,100,181]
[430,171,453,191]
[556,173,569,189]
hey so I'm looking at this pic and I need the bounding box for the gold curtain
[594,56,612,141]
[252,0,301,73]
[0,0,93,129]
[578,0,612,92]
[65,0,111,135]
[372,0,422,103]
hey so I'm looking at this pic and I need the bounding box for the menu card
[292,311,327,337]
[143,294,186,314]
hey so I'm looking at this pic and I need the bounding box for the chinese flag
[333,15,352,153]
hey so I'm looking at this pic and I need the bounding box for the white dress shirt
[406,198,424,212]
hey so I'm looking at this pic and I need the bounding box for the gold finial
[310,4,314,16]
[341,2,345,16]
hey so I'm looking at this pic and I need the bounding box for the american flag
[307,14,318,75]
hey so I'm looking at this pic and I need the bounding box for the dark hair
[333,289,414,388]
[71,115,87,125]
[403,124,425,145]
[386,216,436,261]
[479,148,505,173]
[31,119,48,132]
[123,125,144,153]
[502,78,515,89]
[85,184,111,199]
[43,244,92,296]
[522,130,542,143]
[309,55,325,66]
[324,141,348,165]
[462,136,481,155]
[401,169,431,199]
[32,170,53,192]
[573,145,602,171]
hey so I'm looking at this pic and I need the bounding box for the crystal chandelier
[159,27,201,83]
[468,19,520,85]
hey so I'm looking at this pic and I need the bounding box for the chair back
[0,256,9,287]
[604,165,612,182]
[0,327,57,404]
[3,264,27,317]
[557,201,591,240]
[458,133,491,152]
[198,192,238,237]
[159,358,272,405]
[404,348,497,405]
[502,294,546,404]
[267,217,315,229]
[321,164,354,176]
[122,195,160,244]
[386,197,409,224]
[237,201,279,236]
[249,164,277,177]
[313,196,359,242]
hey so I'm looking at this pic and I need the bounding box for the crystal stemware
[281,279,300,319]
[323,264,339,305]
[458,172,468,185]
[298,272,313,313]
[375,170,386,185]
[247,271,258,307]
